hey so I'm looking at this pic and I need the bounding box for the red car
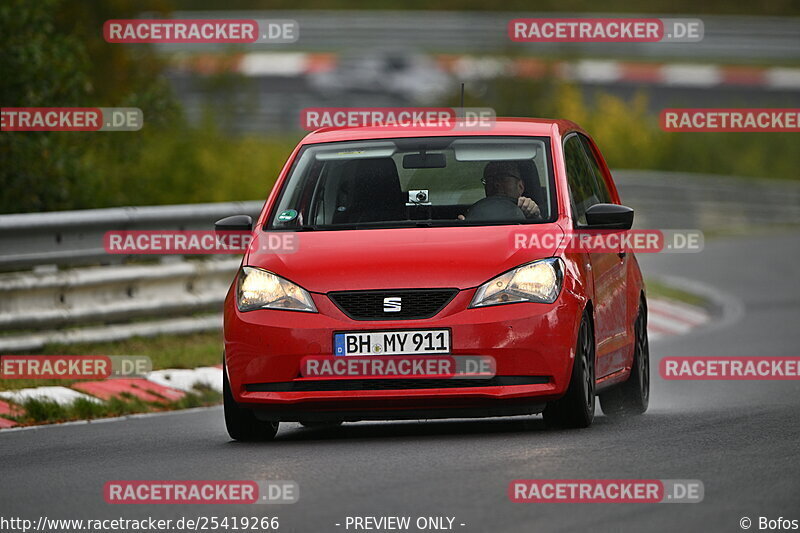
[218,118,649,441]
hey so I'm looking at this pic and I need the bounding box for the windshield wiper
[291,219,533,231]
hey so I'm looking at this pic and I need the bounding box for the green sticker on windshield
[277,209,298,222]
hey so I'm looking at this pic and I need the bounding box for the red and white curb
[72,378,187,403]
[0,400,22,428]
[647,298,710,341]
[147,366,224,393]
[0,386,101,406]
[0,298,708,429]
[444,57,800,90]
[0,366,223,429]
[170,52,800,90]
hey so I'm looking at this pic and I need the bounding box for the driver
[460,161,541,221]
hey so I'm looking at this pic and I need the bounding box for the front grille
[328,288,458,320]
[246,376,550,392]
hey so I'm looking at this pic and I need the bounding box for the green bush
[466,79,799,181]
[552,84,800,180]
[79,120,300,208]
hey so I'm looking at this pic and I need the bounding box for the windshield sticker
[277,209,298,222]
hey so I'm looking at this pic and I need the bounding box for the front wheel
[543,312,595,429]
[600,301,650,417]
[223,364,279,441]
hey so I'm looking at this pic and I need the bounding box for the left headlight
[469,258,564,308]
[236,267,317,313]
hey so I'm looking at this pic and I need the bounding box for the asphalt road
[1,231,799,532]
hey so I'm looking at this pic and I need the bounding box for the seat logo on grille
[383,297,402,312]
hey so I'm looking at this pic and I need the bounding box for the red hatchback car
[218,118,650,441]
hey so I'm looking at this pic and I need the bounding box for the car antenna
[460,82,465,109]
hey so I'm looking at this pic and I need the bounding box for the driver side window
[579,134,613,204]
[564,135,597,226]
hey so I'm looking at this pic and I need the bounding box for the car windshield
[268,136,555,230]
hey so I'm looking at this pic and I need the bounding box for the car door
[563,133,628,379]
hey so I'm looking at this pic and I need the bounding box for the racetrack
[1,231,799,532]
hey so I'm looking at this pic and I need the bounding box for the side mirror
[214,214,253,233]
[585,204,634,230]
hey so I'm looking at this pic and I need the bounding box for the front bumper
[224,287,584,419]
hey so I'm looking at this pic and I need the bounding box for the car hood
[245,224,565,293]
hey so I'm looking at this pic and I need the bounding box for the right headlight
[469,258,564,308]
[236,267,317,313]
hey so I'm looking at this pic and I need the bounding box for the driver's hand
[518,196,541,218]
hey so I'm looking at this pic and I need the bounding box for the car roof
[299,117,583,145]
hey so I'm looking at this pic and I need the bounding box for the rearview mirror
[403,152,446,169]
[584,204,634,230]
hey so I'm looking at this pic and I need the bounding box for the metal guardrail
[1,172,797,271]
[614,171,800,229]
[0,171,798,352]
[159,11,800,61]
[0,200,263,270]
[0,259,239,332]
[0,202,262,351]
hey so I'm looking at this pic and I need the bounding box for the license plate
[334,329,451,356]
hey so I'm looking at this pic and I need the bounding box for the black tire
[600,301,650,417]
[299,421,344,429]
[223,364,279,441]
[543,312,595,429]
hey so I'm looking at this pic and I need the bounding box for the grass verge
[646,278,707,308]
[0,331,222,391]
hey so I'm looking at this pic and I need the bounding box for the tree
[0,0,175,213]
